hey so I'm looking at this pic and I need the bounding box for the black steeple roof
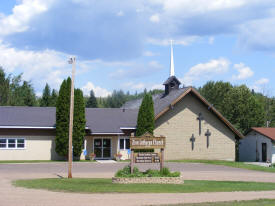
[163,75,181,95]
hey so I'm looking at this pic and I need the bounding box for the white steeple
[170,40,175,77]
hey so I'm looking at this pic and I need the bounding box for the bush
[115,166,180,178]
[160,167,170,176]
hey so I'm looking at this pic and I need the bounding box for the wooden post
[160,148,164,171]
[68,57,76,179]
[130,132,134,174]
[130,149,134,174]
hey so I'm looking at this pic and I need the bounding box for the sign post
[130,133,134,174]
[130,132,165,173]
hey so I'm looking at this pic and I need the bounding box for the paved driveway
[1,162,275,206]
[1,162,275,182]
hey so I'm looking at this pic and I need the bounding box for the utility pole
[68,57,76,178]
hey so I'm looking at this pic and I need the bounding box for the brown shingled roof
[251,127,275,141]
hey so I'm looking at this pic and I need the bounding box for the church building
[0,43,243,161]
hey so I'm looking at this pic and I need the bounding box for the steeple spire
[170,40,175,77]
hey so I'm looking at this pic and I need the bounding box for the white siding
[239,131,272,162]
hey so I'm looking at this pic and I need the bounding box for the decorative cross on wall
[205,129,211,148]
[197,113,204,135]
[190,134,195,150]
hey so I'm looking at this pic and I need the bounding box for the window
[119,138,130,150]
[17,139,25,148]
[0,138,25,149]
[0,139,6,148]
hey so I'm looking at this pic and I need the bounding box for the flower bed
[113,165,183,184]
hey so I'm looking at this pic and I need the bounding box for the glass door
[94,139,102,159]
[103,139,111,158]
[94,138,111,159]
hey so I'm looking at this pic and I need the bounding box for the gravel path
[1,162,275,206]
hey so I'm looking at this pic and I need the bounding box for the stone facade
[112,177,184,184]
[154,93,236,161]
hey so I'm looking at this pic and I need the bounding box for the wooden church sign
[130,132,166,173]
[130,132,165,149]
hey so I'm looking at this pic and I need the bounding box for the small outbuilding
[239,127,275,163]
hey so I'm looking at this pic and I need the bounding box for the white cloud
[151,84,163,90]
[251,78,270,93]
[239,16,275,51]
[147,36,199,46]
[143,51,158,57]
[0,0,53,36]
[148,60,162,68]
[116,10,124,16]
[182,58,230,85]
[150,14,160,23]
[0,42,68,91]
[81,81,111,97]
[122,81,163,91]
[109,60,164,79]
[149,0,254,16]
[232,63,254,80]
[255,78,269,85]
[208,36,215,44]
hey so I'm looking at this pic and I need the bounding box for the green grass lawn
[163,199,275,206]
[13,178,275,193]
[168,159,275,173]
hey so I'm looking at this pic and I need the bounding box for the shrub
[115,166,180,178]
[160,167,170,176]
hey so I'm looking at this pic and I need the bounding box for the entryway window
[119,138,130,150]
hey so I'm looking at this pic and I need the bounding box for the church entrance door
[94,138,112,159]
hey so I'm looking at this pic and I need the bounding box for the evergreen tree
[136,93,155,136]
[0,67,10,105]
[86,90,98,108]
[73,89,86,158]
[55,78,71,157]
[40,83,51,107]
[50,89,58,107]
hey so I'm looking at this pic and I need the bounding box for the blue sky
[0,0,275,97]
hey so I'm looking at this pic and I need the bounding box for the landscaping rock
[112,176,184,184]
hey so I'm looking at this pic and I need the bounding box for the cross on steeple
[205,129,211,148]
[197,113,204,135]
[190,134,195,150]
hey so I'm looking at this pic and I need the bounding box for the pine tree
[136,93,155,136]
[20,81,36,106]
[73,89,86,158]
[86,90,98,108]
[50,89,58,107]
[40,83,51,107]
[55,78,71,157]
[0,67,10,106]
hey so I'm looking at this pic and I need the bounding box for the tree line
[1,67,275,135]
[198,81,275,134]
